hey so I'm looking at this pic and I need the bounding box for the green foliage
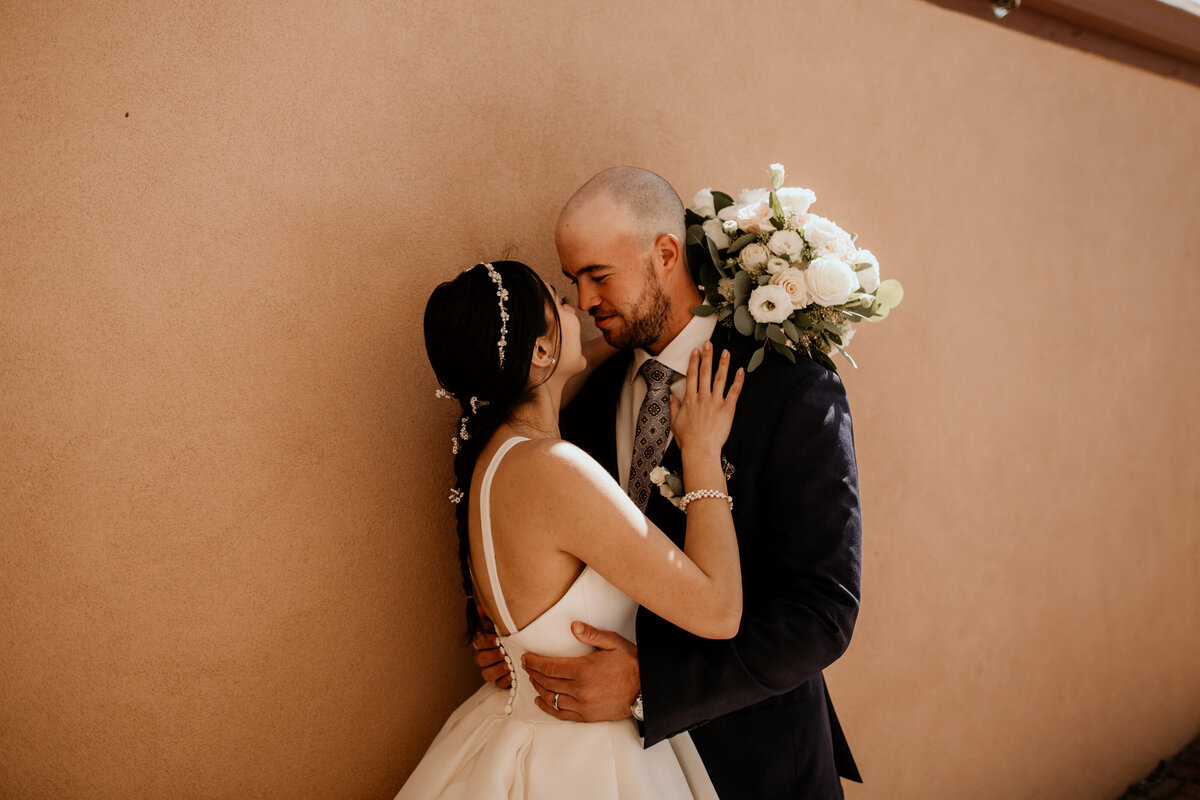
[712,191,734,213]
[747,345,766,372]
[733,305,755,336]
[691,304,717,317]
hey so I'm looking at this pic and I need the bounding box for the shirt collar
[630,312,719,383]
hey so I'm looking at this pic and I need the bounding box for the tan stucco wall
[2,2,1197,798]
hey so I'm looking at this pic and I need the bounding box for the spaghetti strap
[479,436,529,635]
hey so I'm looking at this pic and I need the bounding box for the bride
[397,260,744,799]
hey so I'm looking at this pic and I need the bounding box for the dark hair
[423,261,561,638]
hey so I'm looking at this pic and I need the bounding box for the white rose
[722,219,738,237]
[806,256,860,307]
[852,248,880,293]
[769,267,810,309]
[688,188,716,218]
[701,218,730,249]
[766,257,788,275]
[767,229,805,259]
[717,277,735,300]
[748,284,794,324]
[735,201,776,234]
[737,187,769,205]
[768,163,785,191]
[649,466,669,485]
[803,215,854,256]
[739,242,769,270]
[776,187,816,215]
[659,482,675,498]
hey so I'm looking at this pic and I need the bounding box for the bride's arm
[509,346,744,640]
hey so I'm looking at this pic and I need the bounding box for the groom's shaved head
[557,166,685,249]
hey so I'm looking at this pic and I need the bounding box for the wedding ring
[553,692,560,711]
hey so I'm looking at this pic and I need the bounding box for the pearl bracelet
[678,489,733,514]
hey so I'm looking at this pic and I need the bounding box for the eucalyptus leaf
[706,236,725,274]
[747,346,765,372]
[733,305,755,336]
[713,191,734,214]
[814,349,839,373]
[827,331,843,346]
[769,338,797,363]
[700,264,722,296]
[874,279,904,309]
[754,322,767,341]
[686,224,706,246]
[835,345,858,369]
[691,304,717,317]
[733,270,752,305]
[765,324,785,344]
[782,319,801,341]
[728,233,756,254]
[717,306,733,321]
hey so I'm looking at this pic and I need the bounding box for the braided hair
[423,261,562,638]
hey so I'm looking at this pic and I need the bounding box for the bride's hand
[670,343,744,459]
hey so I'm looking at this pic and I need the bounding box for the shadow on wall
[921,0,1200,86]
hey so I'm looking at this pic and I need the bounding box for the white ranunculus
[852,248,880,293]
[766,257,788,275]
[737,187,769,205]
[735,201,776,234]
[701,218,730,249]
[806,256,860,306]
[649,466,669,485]
[748,284,794,324]
[769,163,786,191]
[722,218,738,237]
[767,229,805,259]
[770,267,810,309]
[803,215,854,257]
[688,188,716,218]
[776,187,816,215]
[739,242,770,270]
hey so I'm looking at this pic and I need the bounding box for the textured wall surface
[2,1,1197,798]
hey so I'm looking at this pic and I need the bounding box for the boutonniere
[649,467,685,509]
[651,458,737,511]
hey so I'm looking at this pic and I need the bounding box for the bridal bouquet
[685,163,903,372]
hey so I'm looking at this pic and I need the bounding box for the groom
[478,166,862,799]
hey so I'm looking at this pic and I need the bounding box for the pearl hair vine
[481,262,509,368]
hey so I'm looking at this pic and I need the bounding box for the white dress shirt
[616,313,719,492]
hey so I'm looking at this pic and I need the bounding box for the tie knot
[638,359,675,390]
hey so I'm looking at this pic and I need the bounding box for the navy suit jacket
[561,323,862,800]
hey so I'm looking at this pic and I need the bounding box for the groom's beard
[595,268,671,351]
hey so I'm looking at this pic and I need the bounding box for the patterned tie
[628,358,677,511]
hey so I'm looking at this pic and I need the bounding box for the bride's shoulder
[496,438,616,495]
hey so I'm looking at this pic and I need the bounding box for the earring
[549,357,557,365]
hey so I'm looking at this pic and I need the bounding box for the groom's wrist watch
[630,692,644,722]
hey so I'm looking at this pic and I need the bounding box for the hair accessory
[449,487,465,504]
[459,416,470,441]
[481,263,509,367]
[678,489,733,514]
[469,396,488,413]
[434,388,454,400]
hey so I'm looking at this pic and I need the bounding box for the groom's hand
[472,613,512,689]
[523,621,639,722]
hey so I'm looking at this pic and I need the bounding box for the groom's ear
[652,233,684,276]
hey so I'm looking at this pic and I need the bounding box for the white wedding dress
[396,437,717,800]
